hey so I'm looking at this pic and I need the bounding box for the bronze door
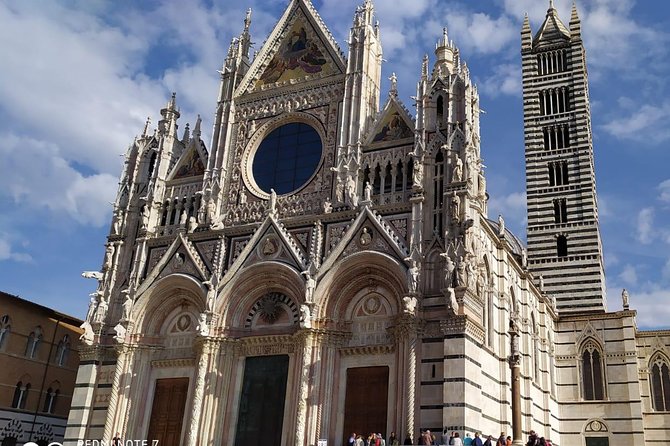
[343,366,389,442]
[146,377,189,446]
[234,355,290,446]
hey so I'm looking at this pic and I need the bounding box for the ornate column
[392,315,420,443]
[102,344,132,442]
[509,319,523,446]
[186,337,214,446]
[295,330,314,446]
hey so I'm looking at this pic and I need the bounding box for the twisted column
[295,331,313,446]
[102,345,130,442]
[186,339,212,446]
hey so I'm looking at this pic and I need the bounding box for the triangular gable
[365,96,414,147]
[168,139,207,181]
[237,0,346,95]
[533,8,570,48]
[137,233,209,296]
[320,206,410,276]
[221,214,308,287]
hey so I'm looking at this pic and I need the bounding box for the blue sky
[0,0,668,328]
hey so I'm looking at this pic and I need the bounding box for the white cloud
[0,236,32,263]
[618,264,638,286]
[659,179,670,204]
[629,286,670,329]
[636,207,654,244]
[444,11,516,55]
[0,134,117,226]
[488,191,527,230]
[663,258,670,280]
[478,63,521,98]
[602,102,670,144]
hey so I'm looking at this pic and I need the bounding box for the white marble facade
[64,1,670,446]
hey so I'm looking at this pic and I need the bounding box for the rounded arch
[133,273,207,336]
[219,261,304,329]
[316,251,406,320]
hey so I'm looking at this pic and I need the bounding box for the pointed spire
[167,92,176,111]
[421,54,429,80]
[142,117,151,138]
[521,13,532,50]
[570,1,581,35]
[244,8,252,32]
[182,122,190,143]
[193,114,202,140]
[549,0,555,10]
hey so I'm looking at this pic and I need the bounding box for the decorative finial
[244,8,252,31]
[142,117,151,137]
[193,114,202,139]
[549,0,555,9]
[389,72,397,96]
[422,54,429,78]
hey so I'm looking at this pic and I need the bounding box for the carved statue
[113,323,126,344]
[204,279,216,312]
[622,288,630,309]
[402,296,418,315]
[478,170,486,198]
[465,258,476,289]
[197,312,210,337]
[238,189,247,205]
[455,256,466,287]
[82,271,103,281]
[412,156,423,187]
[93,296,108,324]
[407,261,420,294]
[206,198,217,224]
[346,175,358,208]
[188,216,198,233]
[323,199,333,214]
[359,227,372,246]
[364,181,372,202]
[452,157,463,182]
[521,248,528,268]
[335,178,345,203]
[440,253,455,287]
[179,209,188,226]
[121,290,133,322]
[449,192,461,223]
[112,209,124,235]
[301,267,317,303]
[103,245,115,271]
[85,293,99,323]
[299,304,312,329]
[262,237,276,256]
[141,205,150,230]
[539,275,545,292]
[389,72,398,93]
[79,321,94,345]
[498,214,505,238]
[446,287,458,313]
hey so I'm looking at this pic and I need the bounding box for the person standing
[496,433,506,446]
[441,428,450,445]
[506,436,512,446]
[388,432,399,446]
[463,433,473,446]
[112,432,122,446]
[473,432,484,446]
[452,433,464,446]
[483,435,493,446]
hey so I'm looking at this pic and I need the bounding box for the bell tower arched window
[581,340,605,400]
[651,354,670,411]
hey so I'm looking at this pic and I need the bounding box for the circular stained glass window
[252,122,322,195]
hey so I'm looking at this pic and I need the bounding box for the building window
[543,125,570,150]
[12,382,30,409]
[554,199,568,223]
[537,49,567,76]
[43,387,59,414]
[55,335,70,366]
[651,355,670,411]
[25,327,42,359]
[582,341,605,400]
[0,315,10,350]
[548,161,569,186]
[557,235,568,257]
[539,87,570,116]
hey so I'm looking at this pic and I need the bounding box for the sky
[0,0,669,328]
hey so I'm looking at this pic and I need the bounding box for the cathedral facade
[64,1,670,445]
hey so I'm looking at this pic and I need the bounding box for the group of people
[347,431,401,446]
[349,429,553,446]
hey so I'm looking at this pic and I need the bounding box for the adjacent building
[0,292,82,446]
[63,1,670,446]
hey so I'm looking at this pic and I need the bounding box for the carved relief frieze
[326,222,350,256]
[229,237,251,267]
[145,246,168,278]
